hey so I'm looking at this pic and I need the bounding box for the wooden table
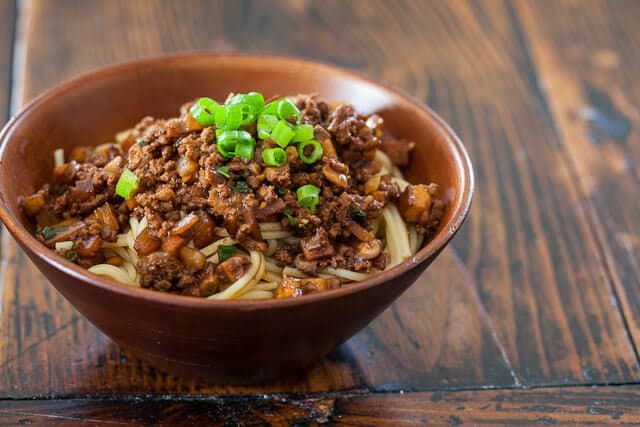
[1,0,640,424]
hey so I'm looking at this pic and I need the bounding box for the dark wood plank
[514,0,640,361]
[334,387,640,425]
[0,0,516,395]
[0,0,15,123]
[0,0,637,397]
[2,386,640,425]
[405,0,639,384]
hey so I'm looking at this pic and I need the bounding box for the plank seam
[4,380,640,402]
[448,247,522,387]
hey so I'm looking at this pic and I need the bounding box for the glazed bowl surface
[0,54,473,382]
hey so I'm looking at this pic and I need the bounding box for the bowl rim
[0,52,474,310]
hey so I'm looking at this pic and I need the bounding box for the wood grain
[334,386,640,425]
[0,0,15,123]
[0,0,638,398]
[2,386,640,426]
[514,0,640,363]
[425,0,640,385]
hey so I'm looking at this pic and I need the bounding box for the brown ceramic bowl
[0,53,473,383]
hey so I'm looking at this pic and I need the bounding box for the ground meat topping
[21,93,446,298]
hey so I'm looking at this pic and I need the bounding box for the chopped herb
[351,209,366,224]
[56,185,68,195]
[283,209,298,228]
[136,139,148,147]
[36,226,68,241]
[217,245,236,262]
[65,249,77,260]
[232,180,249,193]
[275,188,288,197]
[215,165,231,178]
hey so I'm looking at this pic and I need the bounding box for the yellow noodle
[89,264,133,285]
[263,271,282,283]
[382,204,412,266]
[282,266,307,278]
[53,148,64,168]
[122,261,137,283]
[408,224,418,254]
[391,176,410,192]
[55,241,74,251]
[265,260,283,274]
[265,239,278,256]
[261,230,293,240]
[259,222,283,232]
[254,282,279,291]
[200,237,237,257]
[102,234,129,248]
[322,267,369,282]
[237,290,273,300]
[375,149,393,172]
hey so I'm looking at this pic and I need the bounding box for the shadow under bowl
[0,53,473,383]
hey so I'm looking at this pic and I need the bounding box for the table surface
[1,0,640,424]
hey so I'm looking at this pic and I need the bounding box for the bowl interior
[0,54,471,299]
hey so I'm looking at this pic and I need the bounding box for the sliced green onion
[261,100,280,116]
[232,180,249,193]
[189,97,219,126]
[215,165,230,178]
[262,147,287,167]
[239,103,256,125]
[293,124,314,142]
[217,130,254,159]
[297,140,323,164]
[296,184,320,213]
[261,98,300,122]
[228,92,265,111]
[258,114,279,140]
[275,188,288,197]
[116,169,140,199]
[226,104,243,129]
[283,209,298,228]
[37,225,69,241]
[235,138,256,160]
[215,104,243,130]
[277,98,301,123]
[136,139,148,147]
[351,209,366,224]
[218,244,237,262]
[271,120,295,148]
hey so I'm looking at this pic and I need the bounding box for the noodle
[254,282,279,291]
[200,237,238,257]
[55,241,74,251]
[259,222,283,232]
[260,230,293,240]
[89,264,135,285]
[53,148,64,168]
[322,267,370,282]
[382,204,412,267]
[265,239,278,256]
[237,290,273,300]
[263,271,282,283]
